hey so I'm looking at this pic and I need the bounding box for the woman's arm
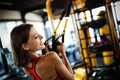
[51,52,74,80]
[57,43,73,74]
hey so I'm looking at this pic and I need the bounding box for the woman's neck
[29,51,39,58]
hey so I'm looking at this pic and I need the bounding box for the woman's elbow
[68,74,75,80]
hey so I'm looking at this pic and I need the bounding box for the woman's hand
[42,42,52,54]
[57,43,65,53]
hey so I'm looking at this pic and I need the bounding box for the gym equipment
[43,0,72,54]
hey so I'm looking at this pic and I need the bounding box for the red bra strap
[24,57,41,80]
[32,57,40,69]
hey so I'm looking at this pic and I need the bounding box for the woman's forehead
[29,27,37,36]
[30,27,37,33]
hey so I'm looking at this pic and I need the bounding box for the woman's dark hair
[10,23,33,67]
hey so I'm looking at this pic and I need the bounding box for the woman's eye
[35,35,38,39]
[35,36,38,39]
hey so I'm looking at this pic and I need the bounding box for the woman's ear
[22,43,29,50]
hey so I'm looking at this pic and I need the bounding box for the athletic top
[24,57,63,80]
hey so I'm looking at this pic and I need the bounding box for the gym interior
[0,0,120,80]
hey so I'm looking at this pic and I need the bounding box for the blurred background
[0,0,120,80]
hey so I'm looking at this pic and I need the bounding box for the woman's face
[25,27,45,52]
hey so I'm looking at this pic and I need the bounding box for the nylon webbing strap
[44,0,72,53]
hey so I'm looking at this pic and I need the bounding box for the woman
[10,23,74,80]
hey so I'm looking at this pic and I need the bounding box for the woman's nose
[39,35,43,39]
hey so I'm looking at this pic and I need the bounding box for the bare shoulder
[44,51,60,61]
[46,51,58,57]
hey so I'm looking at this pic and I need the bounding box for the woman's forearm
[61,51,73,74]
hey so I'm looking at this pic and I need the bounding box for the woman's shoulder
[43,51,59,60]
[46,51,57,56]
[38,51,61,67]
[37,52,58,66]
